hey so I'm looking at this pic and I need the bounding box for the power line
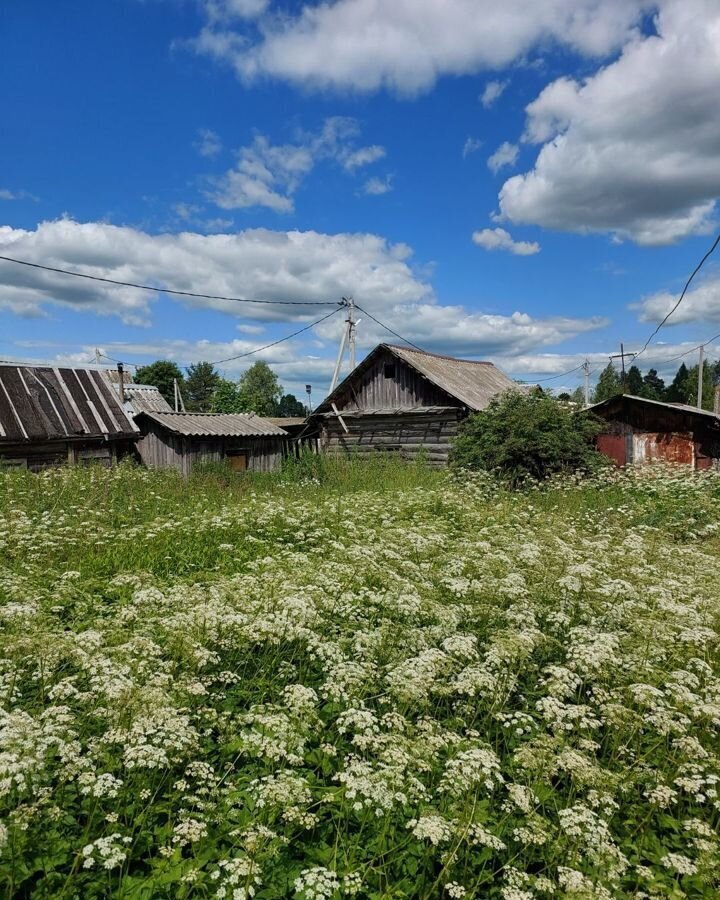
[0,254,340,307]
[353,303,427,353]
[520,361,587,384]
[204,306,343,366]
[634,231,720,360]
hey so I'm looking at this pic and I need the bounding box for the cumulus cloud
[0,218,430,325]
[499,0,720,245]
[480,79,508,108]
[361,175,393,196]
[195,128,223,158]
[190,0,647,94]
[209,117,386,212]
[634,275,720,326]
[0,218,605,368]
[472,227,540,256]
[488,141,519,174]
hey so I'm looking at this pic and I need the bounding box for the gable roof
[316,343,519,413]
[0,363,138,443]
[589,393,720,423]
[136,411,288,437]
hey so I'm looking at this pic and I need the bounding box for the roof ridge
[385,343,493,365]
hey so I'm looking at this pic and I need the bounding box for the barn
[590,394,720,468]
[134,411,289,475]
[0,363,138,470]
[311,343,519,465]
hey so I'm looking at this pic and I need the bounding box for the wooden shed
[590,394,720,468]
[0,363,138,470]
[311,343,519,465]
[134,411,289,475]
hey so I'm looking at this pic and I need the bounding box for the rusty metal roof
[137,411,289,437]
[317,343,519,413]
[0,364,138,442]
[590,394,720,422]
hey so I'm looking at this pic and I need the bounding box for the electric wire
[519,361,587,384]
[353,303,427,353]
[0,254,341,307]
[634,231,720,360]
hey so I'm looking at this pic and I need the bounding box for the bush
[451,389,604,486]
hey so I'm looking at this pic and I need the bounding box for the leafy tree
[626,365,644,396]
[184,362,220,412]
[237,362,282,416]
[210,378,243,413]
[665,362,690,403]
[451,390,604,486]
[570,386,586,406]
[276,393,307,417]
[684,362,715,410]
[592,363,622,403]
[135,360,185,406]
[641,368,665,400]
[557,392,571,402]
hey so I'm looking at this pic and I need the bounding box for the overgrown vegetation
[1,460,720,898]
[451,390,605,485]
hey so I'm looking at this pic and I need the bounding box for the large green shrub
[451,389,604,485]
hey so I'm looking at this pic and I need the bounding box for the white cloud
[0,188,38,202]
[499,0,720,245]
[195,128,223,158]
[191,0,648,94]
[488,141,519,174]
[0,189,17,201]
[462,137,483,158]
[472,227,540,256]
[634,274,720,326]
[361,175,393,196]
[202,0,269,22]
[480,79,508,108]
[209,117,386,212]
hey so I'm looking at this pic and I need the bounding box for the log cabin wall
[337,349,459,411]
[320,409,462,466]
[0,437,132,471]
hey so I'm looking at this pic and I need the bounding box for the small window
[383,363,396,379]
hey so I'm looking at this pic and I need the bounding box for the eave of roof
[137,411,289,437]
[588,393,720,422]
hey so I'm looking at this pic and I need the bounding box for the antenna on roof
[329,297,357,392]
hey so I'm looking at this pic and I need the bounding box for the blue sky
[2,0,720,397]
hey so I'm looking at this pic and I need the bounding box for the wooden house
[134,411,289,475]
[0,363,138,470]
[590,394,720,468]
[311,343,519,465]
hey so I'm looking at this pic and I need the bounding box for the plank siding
[337,349,458,411]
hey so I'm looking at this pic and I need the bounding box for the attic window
[383,363,396,379]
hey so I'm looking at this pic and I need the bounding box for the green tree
[184,362,220,412]
[135,360,185,406]
[592,363,622,403]
[210,378,243,413]
[570,386,586,407]
[626,365,644,396]
[684,362,715,410]
[276,393,307,417]
[557,392,572,402]
[665,362,690,403]
[237,362,282,416]
[641,368,665,400]
[451,389,604,486]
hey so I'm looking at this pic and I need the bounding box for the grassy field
[1,457,719,898]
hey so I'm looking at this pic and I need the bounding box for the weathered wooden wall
[0,438,131,471]
[320,410,461,466]
[336,348,457,410]
[136,422,286,475]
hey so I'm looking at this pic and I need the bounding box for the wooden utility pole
[609,344,638,392]
[697,343,704,409]
[582,360,590,407]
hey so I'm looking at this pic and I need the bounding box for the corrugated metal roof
[317,343,519,414]
[138,411,289,437]
[0,364,138,442]
[267,417,307,427]
[122,384,173,415]
[590,394,720,422]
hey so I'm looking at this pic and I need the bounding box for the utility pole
[697,343,704,409]
[305,384,312,414]
[95,347,101,364]
[582,359,590,407]
[608,344,638,393]
[329,297,359,393]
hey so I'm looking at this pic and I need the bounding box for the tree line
[558,359,720,410]
[133,360,307,417]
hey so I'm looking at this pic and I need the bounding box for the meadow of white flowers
[0,461,719,898]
